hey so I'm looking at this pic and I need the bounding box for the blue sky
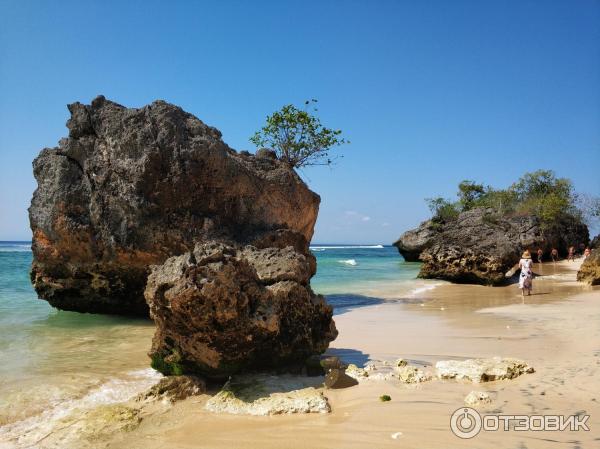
[1,0,599,243]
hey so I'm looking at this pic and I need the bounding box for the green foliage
[379,394,392,402]
[250,100,348,168]
[457,180,485,210]
[425,197,460,223]
[510,170,576,227]
[425,170,586,229]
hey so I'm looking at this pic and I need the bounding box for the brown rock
[145,241,337,379]
[324,368,359,389]
[29,97,319,315]
[577,249,600,285]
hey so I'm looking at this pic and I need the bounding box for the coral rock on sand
[436,357,534,383]
[145,241,337,379]
[577,249,600,285]
[394,208,588,285]
[345,364,369,381]
[29,96,320,315]
[204,374,330,415]
[136,375,206,403]
[394,365,432,384]
[464,391,493,406]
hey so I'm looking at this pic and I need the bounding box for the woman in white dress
[518,250,533,297]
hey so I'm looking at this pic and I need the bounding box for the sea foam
[0,368,162,447]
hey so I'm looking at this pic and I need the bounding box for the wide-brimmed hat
[522,250,531,259]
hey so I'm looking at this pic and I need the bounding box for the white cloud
[362,216,371,222]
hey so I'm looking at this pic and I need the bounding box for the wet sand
[95,258,599,449]
[4,259,599,449]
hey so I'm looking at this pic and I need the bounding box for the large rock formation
[392,220,438,262]
[29,96,319,315]
[577,249,600,285]
[145,240,337,378]
[394,208,589,285]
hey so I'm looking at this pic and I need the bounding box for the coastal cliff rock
[29,96,320,315]
[577,249,600,285]
[392,220,438,262]
[145,241,337,378]
[395,208,589,285]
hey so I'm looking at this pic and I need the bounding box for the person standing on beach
[519,250,534,297]
[568,246,575,261]
[537,248,543,264]
[551,248,559,263]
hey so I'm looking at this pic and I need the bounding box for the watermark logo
[450,408,482,439]
[450,408,590,439]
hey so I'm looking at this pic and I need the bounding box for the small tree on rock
[250,100,348,169]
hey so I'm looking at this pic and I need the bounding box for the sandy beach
[13,258,593,449]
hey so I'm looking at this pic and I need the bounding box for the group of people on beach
[518,243,592,297]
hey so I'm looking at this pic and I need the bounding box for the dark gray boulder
[29,96,320,315]
[395,208,589,285]
[393,220,438,261]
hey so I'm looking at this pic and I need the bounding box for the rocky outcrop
[29,96,320,315]
[145,240,337,379]
[393,220,438,262]
[394,208,589,285]
[436,357,534,382]
[577,249,600,285]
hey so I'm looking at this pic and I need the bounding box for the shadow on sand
[326,293,386,316]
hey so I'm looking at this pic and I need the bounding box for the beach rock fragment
[137,375,206,403]
[145,241,337,379]
[29,96,320,315]
[320,356,346,371]
[345,364,369,381]
[394,365,432,384]
[464,391,493,406]
[577,249,600,285]
[395,208,588,285]
[204,374,330,415]
[436,357,534,383]
[324,368,359,389]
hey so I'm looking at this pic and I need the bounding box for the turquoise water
[310,244,421,296]
[0,242,421,334]
[0,241,430,441]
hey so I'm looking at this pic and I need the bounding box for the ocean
[0,241,438,444]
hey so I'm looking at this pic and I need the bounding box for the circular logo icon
[450,407,482,439]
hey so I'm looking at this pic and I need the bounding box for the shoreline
[1,258,598,448]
